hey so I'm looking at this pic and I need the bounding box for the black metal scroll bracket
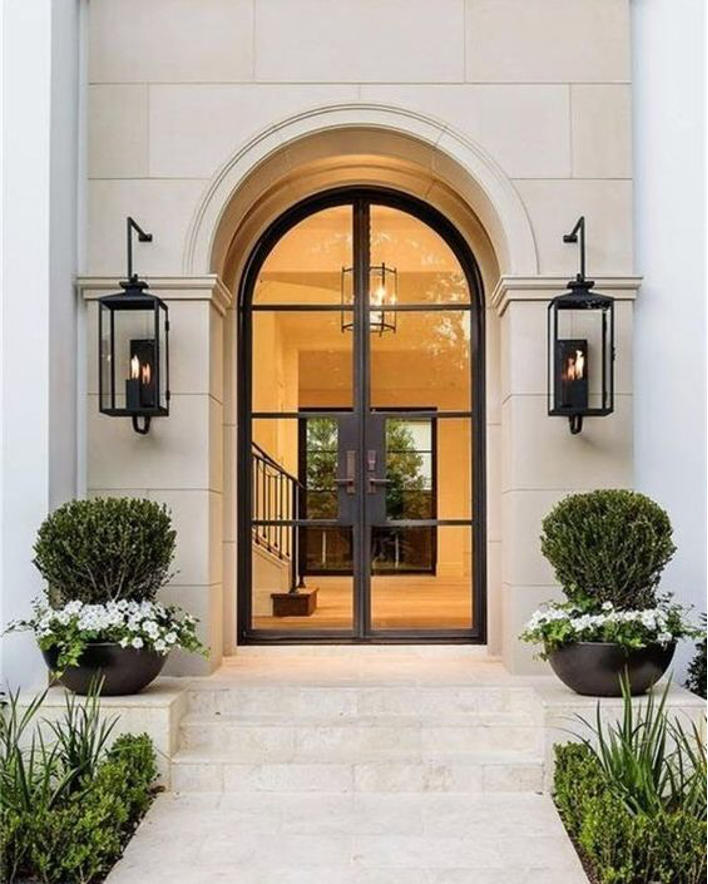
[126,216,153,283]
[563,215,586,283]
[127,217,153,435]
[564,216,586,435]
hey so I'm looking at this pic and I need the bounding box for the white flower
[143,620,160,638]
[154,638,167,652]
[657,631,673,645]
[119,637,129,648]
[164,632,178,645]
[131,636,144,649]
[601,601,614,611]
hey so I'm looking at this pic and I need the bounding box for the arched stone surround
[79,103,639,674]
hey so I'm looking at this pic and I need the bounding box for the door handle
[335,450,356,495]
[366,449,389,494]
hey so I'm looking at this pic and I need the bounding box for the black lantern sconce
[548,216,615,435]
[98,217,170,435]
[341,262,398,335]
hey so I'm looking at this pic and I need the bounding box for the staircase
[105,651,599,884]
[170,652,545,795]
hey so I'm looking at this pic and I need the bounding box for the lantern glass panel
[548,298,613,416]
[99,298,169,416]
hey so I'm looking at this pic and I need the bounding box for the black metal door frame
[237,186,486,644]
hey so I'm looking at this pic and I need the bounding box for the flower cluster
[8,598,205,671]
[520,598,701,658]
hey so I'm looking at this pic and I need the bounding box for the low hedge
[554,743,707,884]
[1,733,158,884]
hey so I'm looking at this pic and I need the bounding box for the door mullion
[353,197,371,639]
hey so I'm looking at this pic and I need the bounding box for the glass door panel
[254,205,352,305]
[369,205,471,305]
[252,311,354,412]
[366,201,475,635]
[370,525,473,630]
[369,310,472,411]
[243,192,481,642]
[248,202,356,635]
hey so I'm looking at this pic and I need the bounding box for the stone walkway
[105,649,589,883]
[107,791,587,883]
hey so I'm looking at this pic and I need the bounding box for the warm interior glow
[565,349,585,382]
[251,203,474,632]
[141,362,151,386]
[373,283,386,305]
[130,355,140,379]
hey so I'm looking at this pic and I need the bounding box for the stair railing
[251,441,306,593]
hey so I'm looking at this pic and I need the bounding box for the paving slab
[106,792,588,883]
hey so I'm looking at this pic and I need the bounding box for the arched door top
[183,104,538,279]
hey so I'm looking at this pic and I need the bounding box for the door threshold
[232,643,491,657]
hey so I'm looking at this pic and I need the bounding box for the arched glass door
[239,189,485,642]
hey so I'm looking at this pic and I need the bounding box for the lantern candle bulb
[556,339,589,410]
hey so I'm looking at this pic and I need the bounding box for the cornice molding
[490,275,643,316]
[76,275,233,316]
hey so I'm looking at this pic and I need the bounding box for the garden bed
[554,742,707,884]
[1,689,159,884]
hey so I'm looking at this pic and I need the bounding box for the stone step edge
[171,750,544,766]
[178,713,539,728]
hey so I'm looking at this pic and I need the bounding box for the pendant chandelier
[341,263,398,335]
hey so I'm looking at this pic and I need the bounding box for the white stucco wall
[0,0,82,687]
[632,0,707,678]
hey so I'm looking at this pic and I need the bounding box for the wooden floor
[253,575,472,631]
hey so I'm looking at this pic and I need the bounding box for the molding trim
[490,275,643,316]
[182,102,539,278]
[76,275,233,316]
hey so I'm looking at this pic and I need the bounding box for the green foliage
[0,689,157,884]
[685,616,707,698]
[555,743,707,884]
[574,676,706,818]
[520,598,698,657]
[540,490,676,609]
[45,682,118,792]
[553,680,707,884]
[33,497,177,605]
[553,741,608,836]
[384,420,427,520]
[304,417,429,519]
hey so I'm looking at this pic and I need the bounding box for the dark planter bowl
[42,642,166,696]
[548,641,676,697]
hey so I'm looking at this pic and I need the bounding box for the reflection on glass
[372,526,435,574]
[370,310,471,410]
[384,418,434,520]
[370,205,470,305]
[254,206,352,305]
[252,311,353,411]
[301,416,352,574]
[371,525,473,630]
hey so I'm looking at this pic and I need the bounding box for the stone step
[178,714,542,758]
[186,684,541,720]
[170,751,544,794]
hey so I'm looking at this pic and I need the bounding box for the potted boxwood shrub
[520,490,700,696]
[7,497,204,695]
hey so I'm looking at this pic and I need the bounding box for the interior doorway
[238,187,486,642]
